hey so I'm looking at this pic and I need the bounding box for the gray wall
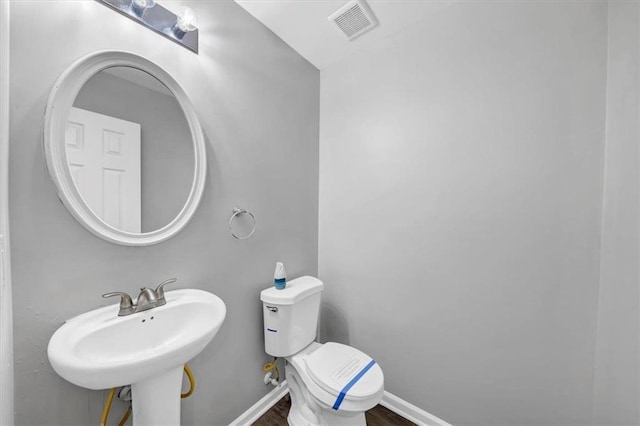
[318,1,608,425]
[9,1,319,424]
[0,1,13,425]
[593,1,640,424]
[74,71,194,232]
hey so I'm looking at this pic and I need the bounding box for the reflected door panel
[66,107,142,233]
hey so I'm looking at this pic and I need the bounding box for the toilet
[261,276,384,425]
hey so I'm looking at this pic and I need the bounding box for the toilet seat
[288,342,384,413]
[306,342,383,403]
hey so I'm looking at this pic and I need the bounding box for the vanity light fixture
[95,0,199,54]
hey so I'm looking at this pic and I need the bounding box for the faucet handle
[155,278,177,304]
[102,292,135,316]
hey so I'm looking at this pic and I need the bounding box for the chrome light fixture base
[95,0,198,54]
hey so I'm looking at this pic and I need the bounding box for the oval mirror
[44,51,206,246]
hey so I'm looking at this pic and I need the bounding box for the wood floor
[252,394,416,426]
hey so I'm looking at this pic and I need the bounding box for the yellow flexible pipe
[263,358,280,381]
[100,388,116,426]
[181,364,195,398]
[100,364,195,425]
[118,406,132,426]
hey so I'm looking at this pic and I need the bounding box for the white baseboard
[380,391,451,426]
[229,381,451,426]
[228,380,290,426]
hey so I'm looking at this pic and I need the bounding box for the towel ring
[229,206,256,240]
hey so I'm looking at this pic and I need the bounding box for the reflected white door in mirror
[44,51,206,246]
[66,107,142,233]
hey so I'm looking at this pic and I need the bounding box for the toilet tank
[260,276,324,357]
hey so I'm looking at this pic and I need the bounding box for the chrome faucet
[102,278,177,316]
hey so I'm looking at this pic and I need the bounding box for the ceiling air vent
[328,0,378,41]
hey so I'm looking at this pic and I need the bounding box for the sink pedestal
[131,366,183,426]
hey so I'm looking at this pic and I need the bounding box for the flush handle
[266,306,278,313]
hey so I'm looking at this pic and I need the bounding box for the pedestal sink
[47,289,226,426]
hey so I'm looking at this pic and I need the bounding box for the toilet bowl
[260,276,384,426]
[285,342,384,425]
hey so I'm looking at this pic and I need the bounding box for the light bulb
[133,0,155,8]
[130,0,155,18]
[172,6,197,39]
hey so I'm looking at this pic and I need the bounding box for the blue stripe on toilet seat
[332,359,377,410]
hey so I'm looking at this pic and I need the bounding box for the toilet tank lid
[260,276,324,305]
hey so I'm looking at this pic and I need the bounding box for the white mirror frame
[44,50,207,246]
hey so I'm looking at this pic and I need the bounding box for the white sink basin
[48,288,226,390]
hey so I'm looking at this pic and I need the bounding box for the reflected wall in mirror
[44,51,207,246]
[68,67,194,233]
